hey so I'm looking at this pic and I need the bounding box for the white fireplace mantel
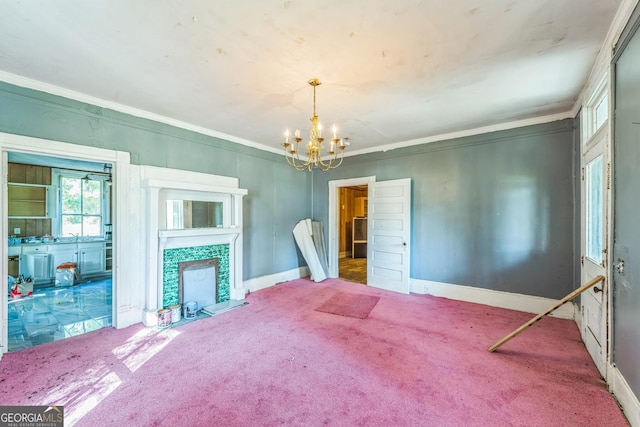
[141,166,247,326]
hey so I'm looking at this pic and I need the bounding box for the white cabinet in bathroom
[19,241,110,283]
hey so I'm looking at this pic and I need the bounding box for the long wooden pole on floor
[488,275,605,353]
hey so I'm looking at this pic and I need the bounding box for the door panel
[368,179,411,294]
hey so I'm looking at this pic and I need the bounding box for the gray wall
[0,80,580,300]
[312,120,577,300]
[0,81,311,280]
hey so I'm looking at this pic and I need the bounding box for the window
[61,177,103,236]
[594,93,608,131]
[585,155,604,265]
[584,76,609,142]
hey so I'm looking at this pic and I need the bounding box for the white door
[581,130,608,378]
[367,178,411,294]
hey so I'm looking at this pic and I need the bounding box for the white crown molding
[344,111,575,158]
[1,70,575,160]
[0,70,283,156]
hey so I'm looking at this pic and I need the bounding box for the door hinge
[581,167,585,181]
[581,255,584,265]
[607,162,611,190]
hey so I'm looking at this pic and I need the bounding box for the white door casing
[367,178,411,294]
[1,132,131,356]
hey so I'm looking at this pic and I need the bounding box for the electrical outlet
[13,228,20,234]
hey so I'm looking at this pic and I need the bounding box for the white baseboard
[611,365,640,426]
[410,278,574,319]
[243,267,310,294]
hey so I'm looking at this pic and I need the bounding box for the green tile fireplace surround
[162,244,230,307]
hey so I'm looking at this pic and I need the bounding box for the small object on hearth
[157,308,172,329]
[184,301,198,319]
[169,304,182,323]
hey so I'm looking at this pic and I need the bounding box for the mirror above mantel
[166,200,224,230]
[159,188,234,231]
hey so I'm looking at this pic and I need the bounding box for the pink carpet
[315,291,380,319]
[0,278,629,426]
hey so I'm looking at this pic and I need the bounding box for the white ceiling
[0,0,623,156]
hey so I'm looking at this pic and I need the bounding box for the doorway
[328,176,412,294]
[338,184,368,284]
[6,152,114,352]
[328,177,375,284]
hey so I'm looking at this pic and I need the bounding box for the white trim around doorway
[0,132,132,356]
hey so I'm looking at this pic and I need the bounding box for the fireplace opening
[178,258,219,310]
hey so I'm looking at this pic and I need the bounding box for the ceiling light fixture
[282,78,349,171]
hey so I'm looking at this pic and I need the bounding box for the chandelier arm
[285,154,303,170]
[316,147,344,168]
[286,148,311,171]
[298,145,315,170]
[329,152,345,169]
[284,143,302,169]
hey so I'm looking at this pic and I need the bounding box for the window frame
[52,168,110,238]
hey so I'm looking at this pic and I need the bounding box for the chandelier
[282,78,349,171]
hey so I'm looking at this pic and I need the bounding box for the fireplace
[162,244,229,308]
[141,165,248,327]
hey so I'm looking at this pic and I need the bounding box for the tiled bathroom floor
[7,279,112,352]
